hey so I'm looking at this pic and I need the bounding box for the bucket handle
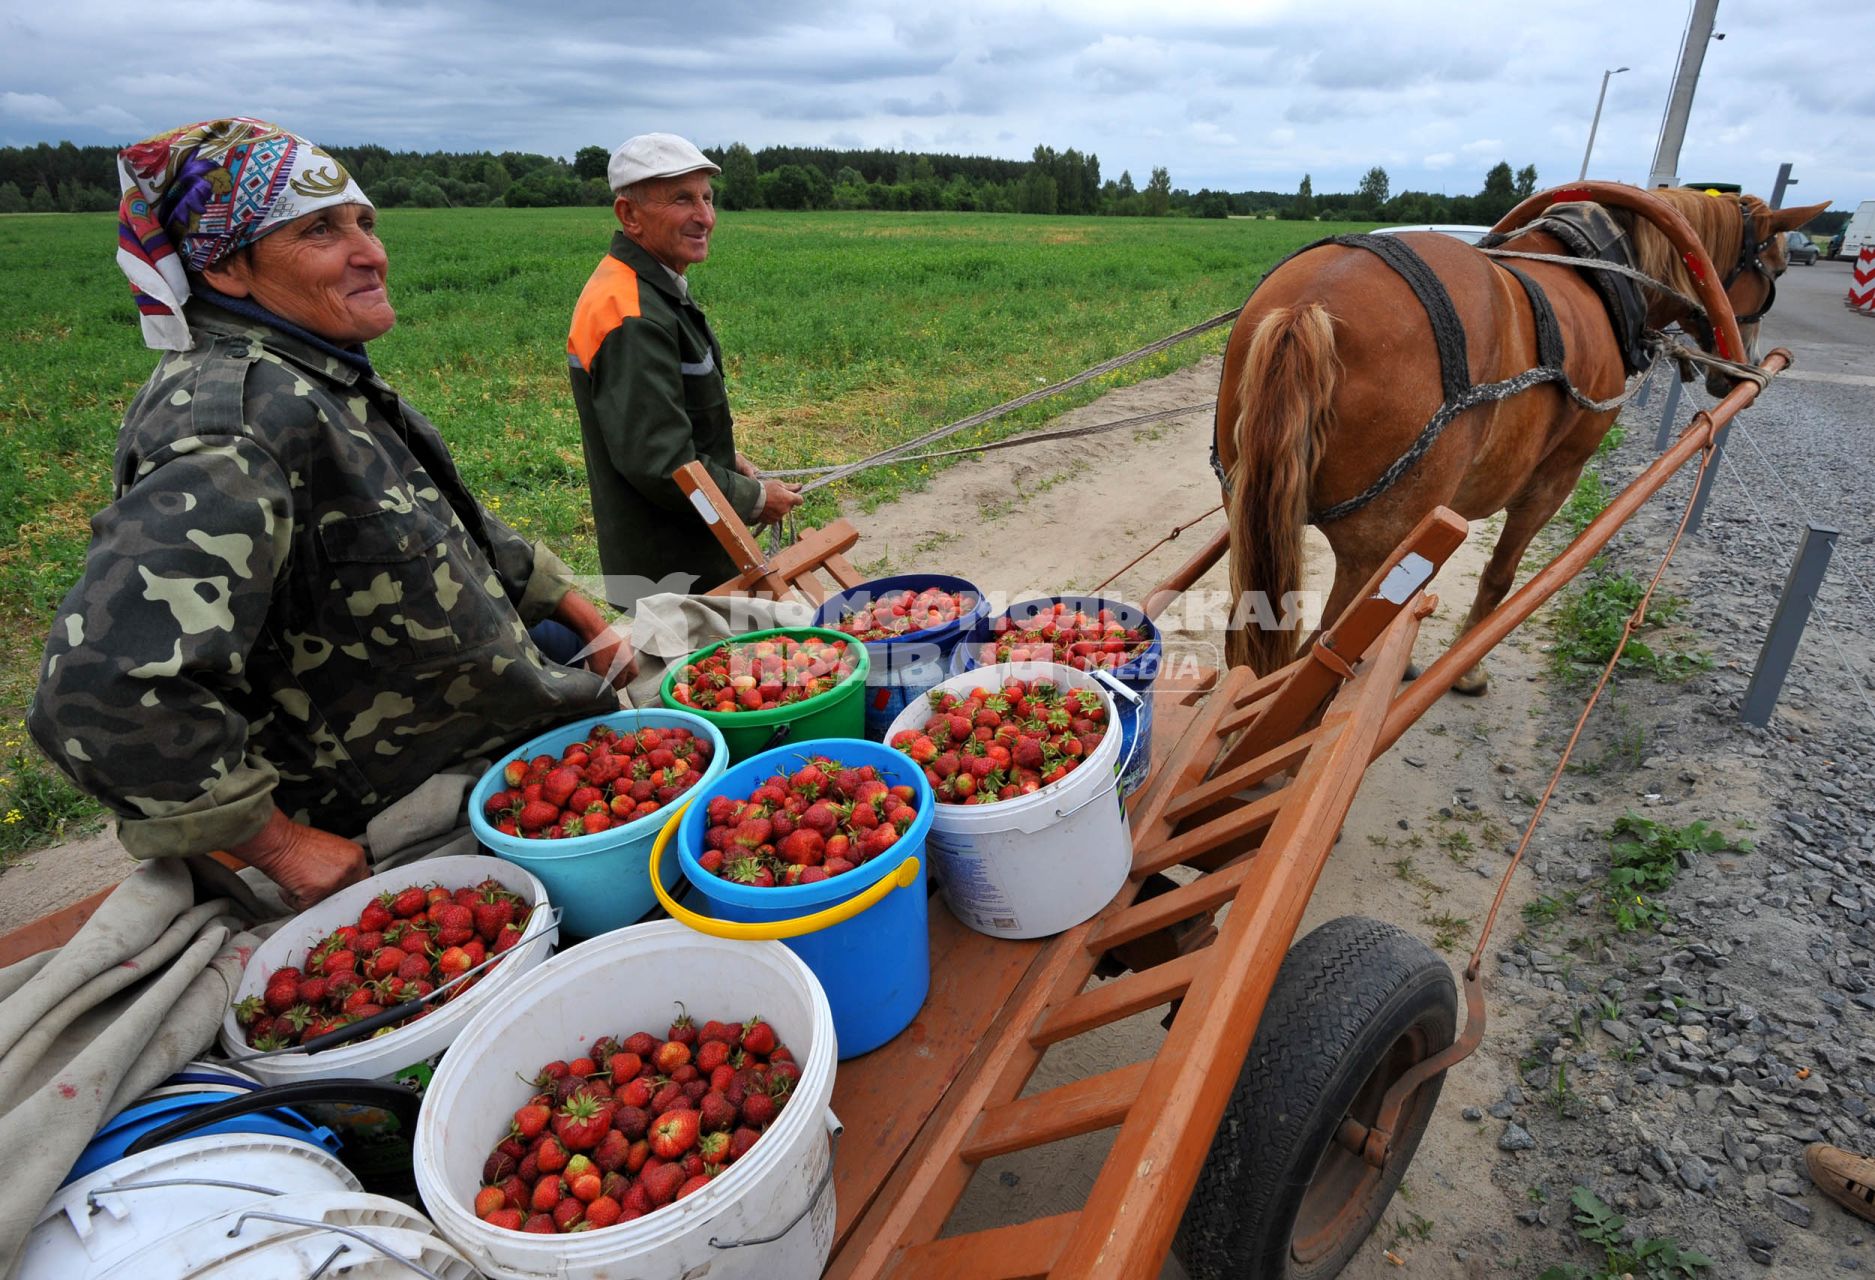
[224,1210,447,1280]
[121,1080,419,1158]
[710,1111,842,1250]
[649,805,920,941]
[84,1176,289,1214]
[1090,669,1145,784]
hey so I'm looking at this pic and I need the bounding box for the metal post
[1579,67,1629,181]
[1768,162,1795,210]
[1649,0,1721,189]
[1741,523,1840,725]
[1633,363,1656,410]
[1685,427,1726,534]
[1653,371,1683,450]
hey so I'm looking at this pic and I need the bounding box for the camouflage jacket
[29,305,618,858]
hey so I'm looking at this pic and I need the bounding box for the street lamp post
[1579,65,1630,180]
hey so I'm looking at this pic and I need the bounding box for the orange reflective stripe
[567,256,641,372]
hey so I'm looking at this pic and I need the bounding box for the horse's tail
[1225,302,1340,675]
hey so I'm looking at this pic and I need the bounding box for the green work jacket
[567,231,764,610]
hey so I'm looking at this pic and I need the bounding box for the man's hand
[734,452,760,479]
[755,478,804,525]
[230,807,370,913]
[553,590,638,690]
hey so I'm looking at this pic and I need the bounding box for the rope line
[1091,503,1226,594]
[1466,438,1717,981]
[779,309,1241,496]
[1480,246,1708,319]
[761,402,1216,480]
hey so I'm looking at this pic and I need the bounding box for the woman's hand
[553,590,637,690]
[230,807,370,913]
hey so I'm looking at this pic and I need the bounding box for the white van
[1835,200,1875,260]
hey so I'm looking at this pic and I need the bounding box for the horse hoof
[1402,661,1422,682]
[1452,669,1489,697]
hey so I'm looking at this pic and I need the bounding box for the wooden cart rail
[822,512,1467,1278]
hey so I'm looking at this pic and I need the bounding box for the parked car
[1785,231,1819,266]
[1371,224,1495,245]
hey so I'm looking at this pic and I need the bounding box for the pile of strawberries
[890,677,1109,805]
[831,586,974,641]
[978,602,1150,672]
[233,879,531,1050]
[472,1012,798,1233]
[697,754,918,886]
[668,634,858,715]
[483,722,713,840]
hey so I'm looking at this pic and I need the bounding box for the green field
[0,207,1362,854]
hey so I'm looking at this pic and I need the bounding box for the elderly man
[29,118,631,910]
[567,133,800,611]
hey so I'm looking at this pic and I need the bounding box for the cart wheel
[1174,915,1456,1279]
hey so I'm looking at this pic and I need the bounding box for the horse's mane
[1614,187,1758,311]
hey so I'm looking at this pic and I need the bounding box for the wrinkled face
[207,203,395,345]
[616,171,717,275]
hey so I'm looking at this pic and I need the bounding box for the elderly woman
[29,118,632,910]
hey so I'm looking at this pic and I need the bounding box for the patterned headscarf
[116,117,373,351]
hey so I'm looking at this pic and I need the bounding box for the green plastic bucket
[659,626,870,761]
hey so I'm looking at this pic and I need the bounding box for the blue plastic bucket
[469,708,729,938]
[813,574,987,742]
[653,739,934,1058]
[956,594,1162,797]
[65,1092,340,1186]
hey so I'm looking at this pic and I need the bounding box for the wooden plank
[959,1060,1151,1163]
[1087,861,1252,954]
[824,552,867,590]
[891,1214,1079,1280]
[831,905,1044,1250]
[1130,790,1283,880]
[1161,729,1319,824]
[0,886,113,968]
[672,460,768,577]
[1029,950,1203,1048]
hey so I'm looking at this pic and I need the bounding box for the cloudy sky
[2,0,1868,208]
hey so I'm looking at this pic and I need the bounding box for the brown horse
[1217,185,1828,690]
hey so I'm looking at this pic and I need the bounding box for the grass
[0,207,1368,860]
[1604,813,1747,932]
[1539,1186,1712,1279]
[1559,425,1626,536]
[1548,558,1711,680]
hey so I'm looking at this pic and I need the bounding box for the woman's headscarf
[116,117,373,351]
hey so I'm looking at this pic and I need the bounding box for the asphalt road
[1757,252,1875,380]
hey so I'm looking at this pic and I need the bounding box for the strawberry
[358,900,393,933]
[552,1195,585,1230]
[517,801,560,830]
[501,759,528,788]
[234,995,265,1027]
[487,1207,524,1231]
[699,1090,737,1133]
[536,1135,570,1173]
[585,1194,622,1228]
[741,1089,779,1129]
[654,1040,691,1074]
[473,895,516,941]
[593,1128,633,1172]
[729,1127,761,1160]
[740,1017,778,1057]
[474,1186,507,1218]
[521,1212,556,1233]
[570,1171,603,1204]
[483,1151,517,1184]
[623,1031,658,1058]
[678,1174,712,1200]
[319,948,358,979]
[390,886,427,918]
[553,1093,615,1151]
[640,1161,685,1207]
[530,1176,565,1212]
[668,1010,697,1046]
[493,923,525,953]
[649,1109,701,1159]
[541,766,580,807]
[613,1104,651,1141]
[608,1051,643,1084]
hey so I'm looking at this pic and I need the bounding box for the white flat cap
[607,133,721,191]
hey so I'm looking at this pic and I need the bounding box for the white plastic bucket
[217,854,556,1092]
[414,920,840,1280]
[884,661,1135,939]
[99,1192,458,1279]
[19,1133,359,1277]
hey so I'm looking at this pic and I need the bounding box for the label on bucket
[926,830,1026,934]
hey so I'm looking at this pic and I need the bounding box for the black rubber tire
[1173,916,1457,1280]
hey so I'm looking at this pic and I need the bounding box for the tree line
[0,137,1547,225]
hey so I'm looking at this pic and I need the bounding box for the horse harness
[1210,204,1654,523]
